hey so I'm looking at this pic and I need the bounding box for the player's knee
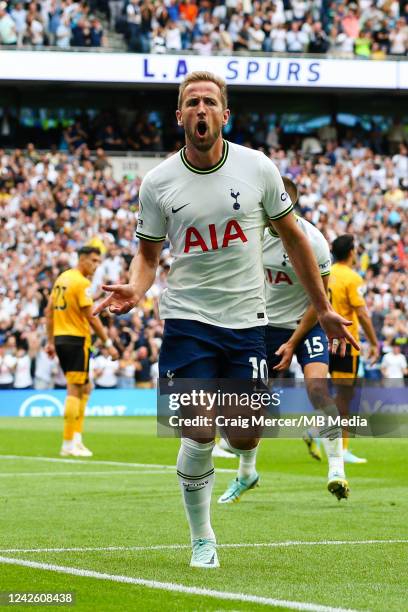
[228,437,259,451]
[82,382,92,396]
[307,380,329,410]
[184,436,215,445]
[67,383,82,398]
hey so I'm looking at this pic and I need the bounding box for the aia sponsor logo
[265,269,293,285]
[184,220,248,253]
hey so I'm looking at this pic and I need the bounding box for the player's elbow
[140,249,161,270]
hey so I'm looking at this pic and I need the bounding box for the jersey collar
[180,140,229,175]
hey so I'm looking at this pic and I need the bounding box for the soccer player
[45,246,118,457]
[218,177,349,504]
[327,234,379,463]
[94,71,357,568]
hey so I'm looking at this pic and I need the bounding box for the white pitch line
[0,454,236,473]
[0,556,357,612]
[1,540,406,554]
[0,470,172,477]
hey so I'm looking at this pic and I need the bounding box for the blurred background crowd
[0,116,406,387]
[0,0,407,56]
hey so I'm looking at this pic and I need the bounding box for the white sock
[309,426,320,439]
[318,404,345,479]
[73,432,82,444]
[177,438,215,542]
[227,443,258,481]
[62,440,74,451]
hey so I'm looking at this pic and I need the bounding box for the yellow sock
[63,396,80,441]
[343,435,349,451]
[75,394,89,435]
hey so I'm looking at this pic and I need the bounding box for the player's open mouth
[197,121,208,136]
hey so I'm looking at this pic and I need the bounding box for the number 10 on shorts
[249,357,268,383]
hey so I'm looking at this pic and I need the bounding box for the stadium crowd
[0,0,407,56]
[0,120,406,388]
[118,0,408,57]
[0,0,106,47]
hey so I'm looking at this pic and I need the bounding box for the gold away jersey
[328,263,365,354]
[52,268,93,338]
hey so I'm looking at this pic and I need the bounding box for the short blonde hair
[178,71,228,110]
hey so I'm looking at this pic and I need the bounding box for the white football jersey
[136,140,293,328]
[263,216,331,329]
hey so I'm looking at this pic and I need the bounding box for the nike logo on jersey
[172,203,190,213]
[308,353,324,359]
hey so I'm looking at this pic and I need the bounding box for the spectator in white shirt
[91,347,120,389]
[0,343,17,389]
[13,347,33,389]
[10,1,26,46]
[54,363,67,389]
[151,26,166,53]
[26,14,44,46]
[210,23,233,52]
[248,18,265,51]
[389,19,407,56]
[56,15,72,48]
[100,245,123,284]
[381,342,408,379]
[292,0,308,21]
[392,144,408,185]
[165,20,182,50]
[286,21,308,52]
[0,290,18,319]
[270,0,285,25]
[0,2,17,44]
[270,23,287,52]
[34,344,58,389]
[227,13,243,44]
[20,287,40,318]
[193,33,213,54]
[301,134,323,155]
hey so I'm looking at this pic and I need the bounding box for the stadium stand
[0,0,407,56]
[0,126,406,387]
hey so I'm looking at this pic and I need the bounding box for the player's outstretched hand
[45,342,56,359]
[368,344,380,364]
[273,342,294,371]
[318,309,360,357]
[93,284,138,316]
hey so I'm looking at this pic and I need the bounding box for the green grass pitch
[0,417,407,611]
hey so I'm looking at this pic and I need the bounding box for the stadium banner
[0,51,403,90]
[0,389,156,418]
